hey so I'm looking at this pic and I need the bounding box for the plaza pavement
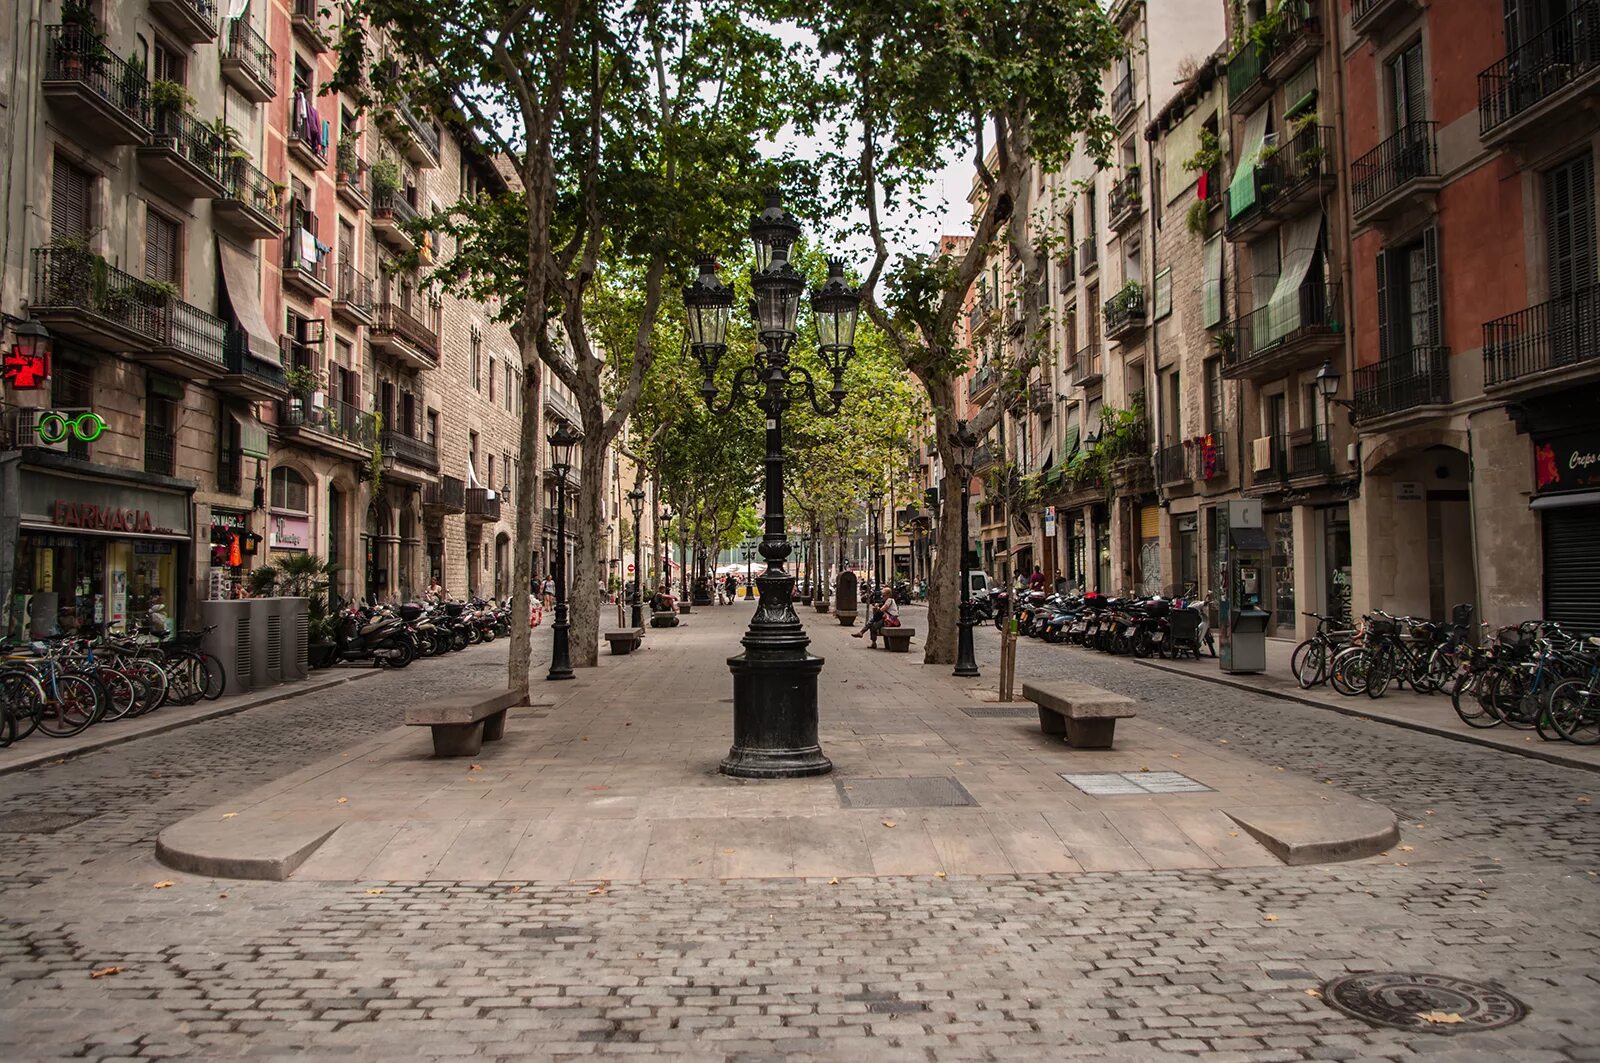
[157,601,1398,883]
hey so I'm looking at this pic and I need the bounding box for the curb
[1130,657,1600,776]
[0,670,387,777]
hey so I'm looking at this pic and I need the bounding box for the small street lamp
[627,487,646,629]
[547,421,581,681]
[1315,358,1358,425]
[834,514,849,591]
[951,419,980,678]
[867,486,884,599]
[684,191,860,779]
[742,540,756,599]
[659,507,673,599]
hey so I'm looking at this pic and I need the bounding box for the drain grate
[1321,972,1528,1033]
[1060,771,1213,796]
[960,706,1037,719]
[835,776,978,809]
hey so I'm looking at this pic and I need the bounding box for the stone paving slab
[158,603,1398,881]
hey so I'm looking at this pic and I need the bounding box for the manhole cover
[835,776,978,809]
[960,706,1036,719]
[0,812,89,834]
[1321,972,1528,1033]
[1060,771,1213,796]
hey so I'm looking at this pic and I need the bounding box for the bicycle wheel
[1484,669,1537,730]
[1291,639,1325,689]
[1366,645,1393,699]
[34,674,100,737]
[1330,647,1370,697]
[163,658,202,706]
[1548,680,1600,745]
[0,671,44,741]
[191,651,226,700]
[1408,648,1439,694]
[94,666,138,722]
[1452,672,1499,728]
[125,659,168,716]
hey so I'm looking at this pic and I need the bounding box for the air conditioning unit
[9,407,69,452]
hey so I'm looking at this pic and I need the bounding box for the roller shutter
[1543,505,1600,633]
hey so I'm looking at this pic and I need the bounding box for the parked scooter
[333,604,415,668]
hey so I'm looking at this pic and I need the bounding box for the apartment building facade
[0,0,531,641]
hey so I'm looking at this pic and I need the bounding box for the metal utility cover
[960,706,1037,718]
[835,777,979,808]
[1060,771,1213,796]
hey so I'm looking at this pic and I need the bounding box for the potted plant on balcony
[58,0,106,78]
[370,158,401,200]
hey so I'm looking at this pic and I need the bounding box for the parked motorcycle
[333,604,414,668]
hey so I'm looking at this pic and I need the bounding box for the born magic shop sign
[1535,430,1600,495]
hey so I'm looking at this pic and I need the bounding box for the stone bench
[650,610,680,629]
[836,610,857,626]
[405,688,524,757]
[604,628,645,655]
[1021,681,1137,750]
[880,626,916,653]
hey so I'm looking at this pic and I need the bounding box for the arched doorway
[1360,443,1476,621]
[364,501,392,602]
[494,532,510,600]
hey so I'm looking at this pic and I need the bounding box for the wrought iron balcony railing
[147,106,228,184]
[337,263,375,317]
[1483,284,1600,387]
[223,330,288,389]
[1103,284,1147,338]
[374,298,440,358]
[1111,72,1135,123]
[1350,121,1437,216]
[219,155,284,222]
[159,300,227,367]
[224,17,276,92]
[1078,237,1098,275]
[43,24,150,127]
[1479,2,1600,134]
[373,188,419,225]
[1354,347,1452,421]
[144,427,176,477]
[1227,40,1265,104]
[425,475,467,512]
[466,487,502,522]
[1230,283,1342,368]
[383,429,439,470]
[30,247,166,342]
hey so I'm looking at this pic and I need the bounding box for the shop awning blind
[233,412,270,459]
[217,240,277,363]
[1255,212,1324,348]
[1202,236,1224,327]
[1227,105,1272,220]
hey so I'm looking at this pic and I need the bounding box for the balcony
[424,475,467,514]
[1226,124,1338,240]
[30,247,165,350]
[1108,169,1142,232]
[1157,443,1191,485]
[290,0,332,52]
[466,487,502,523]
[139,107,228,198]
[1111,72,1136,125]
[221,17,275,102]
[282,230,331,299]
[1350,121,1440,226]
[1483,285,1600,391]
[214,157,284,239]
[1157,439,1230,486]
[279,396,375,456]
[544,386,581,426]
[1074,344,1102,385]
[148,299,227,379]
[150,0,217,44]
[372,298,440,370]
[385,100,441,168]
[383,430,439,474]
[1029,381,1053,415]
[1353,347,1452,424]
[287,93,328,170]
[218,330,288,400]
[372,189,419,252]
[1078,237,1098,275]
[144,427,176,478]
[1225,283,1342,380]
[1103,284,1147,342]
[336,145,369,209]
[1478,3,1600,145]
[1289,432,1336,478]
[973,445,999,474]
[1226,40,1270,114]
[333,263,376,326]
[1351,0,1421,38]
[1059,245,1077,284]
[967,363,999,404]
[41,26,151,146]
[1250,430,1335,491]
[1263,0,1324,80]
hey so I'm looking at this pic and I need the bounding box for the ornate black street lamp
[834,514,849,590]
[658,507,673,599]
[547,421,581,681]
[867,486,884,599]
[684,192,860,779]
[627,487,646,629]
[951,419,981,678]
[742,540,756,599]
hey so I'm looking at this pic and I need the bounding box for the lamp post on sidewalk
[868,487,884,600]
[951,419,980,678]
[682,192,860,779]
[742,541,755,599]
[627,487,646,629]
[834,514,849,594]
[659,507,673,600]
[547,422,581,682]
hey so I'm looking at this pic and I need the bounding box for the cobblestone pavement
[2,613,1598,1061]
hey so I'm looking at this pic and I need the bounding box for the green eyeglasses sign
[37,410,106,444]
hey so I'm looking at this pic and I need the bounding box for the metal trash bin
[200,600,254,696]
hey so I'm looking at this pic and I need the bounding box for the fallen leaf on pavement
[587,883,609,896]
[1263,914,1278,922]
[508,885,521,893]
[221,812,238,819]
[1395,862,1409,867]
[365,888,385,895]
[152,881,174,889]
[881,820,897,828]
[1578,795,1591,804]
[1228,831,1240,838]
[1138,766,1150,773]
[1417,1011,1464,1025]
[1399,845,1415,852]
[337,797,349,804]
[1170,754,1181,759]
[1218,739,1229,744]
[1304,989,1321,998]
[827,877,840,885]
[89,966,123,979]
[935,871,947,879]
[722,848,735,855]
[218,893,228,899]
[469,764,482,772]
[1424,810,1435,816]
[1275,767,1284,772]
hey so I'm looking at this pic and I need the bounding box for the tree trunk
[508,349,543,698]
[568,433,607,668]
[923,382,962,665]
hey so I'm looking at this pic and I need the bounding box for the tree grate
[835,776,978,809]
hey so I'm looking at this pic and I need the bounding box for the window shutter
[1545,152,1596,298]
[1375,249,1392,361]
[51,158,91,240]
[1421,225,1441,348]
[145,212,179,285]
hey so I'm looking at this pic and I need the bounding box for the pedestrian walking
[542,574,555,608]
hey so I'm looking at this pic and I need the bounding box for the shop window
[271,466,310,513]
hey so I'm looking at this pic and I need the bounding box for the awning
[233,412,269,459]
[1531,490,1600,510]
[217,239,277,362]
[1228,525,1271,550]
[1228,104,1272,219]
[1258,212,1324,346]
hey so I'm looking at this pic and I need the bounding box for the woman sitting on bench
[852,596,900,647]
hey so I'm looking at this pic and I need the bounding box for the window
[1545,152,1595,300]
[271,467,310,512]
[1085,187,1097,234]
[1204,357,1223,435]
[1124,233,1141,284]
[470,327,481,390]
[426,409,438,446]
[1376,226,1439,359]
[1203,236,1225,328]
[1388,40,1426,131]
[488,356,496,403]
[1154,267,1172,319]
[145,381,176,477]
[145,209,180,288]
[487,454,495,489]
[469,430,480,476]
[152,39,186,86]
[505,362,514,410]
[1250,233,1280,310]
[51,157,92,241]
